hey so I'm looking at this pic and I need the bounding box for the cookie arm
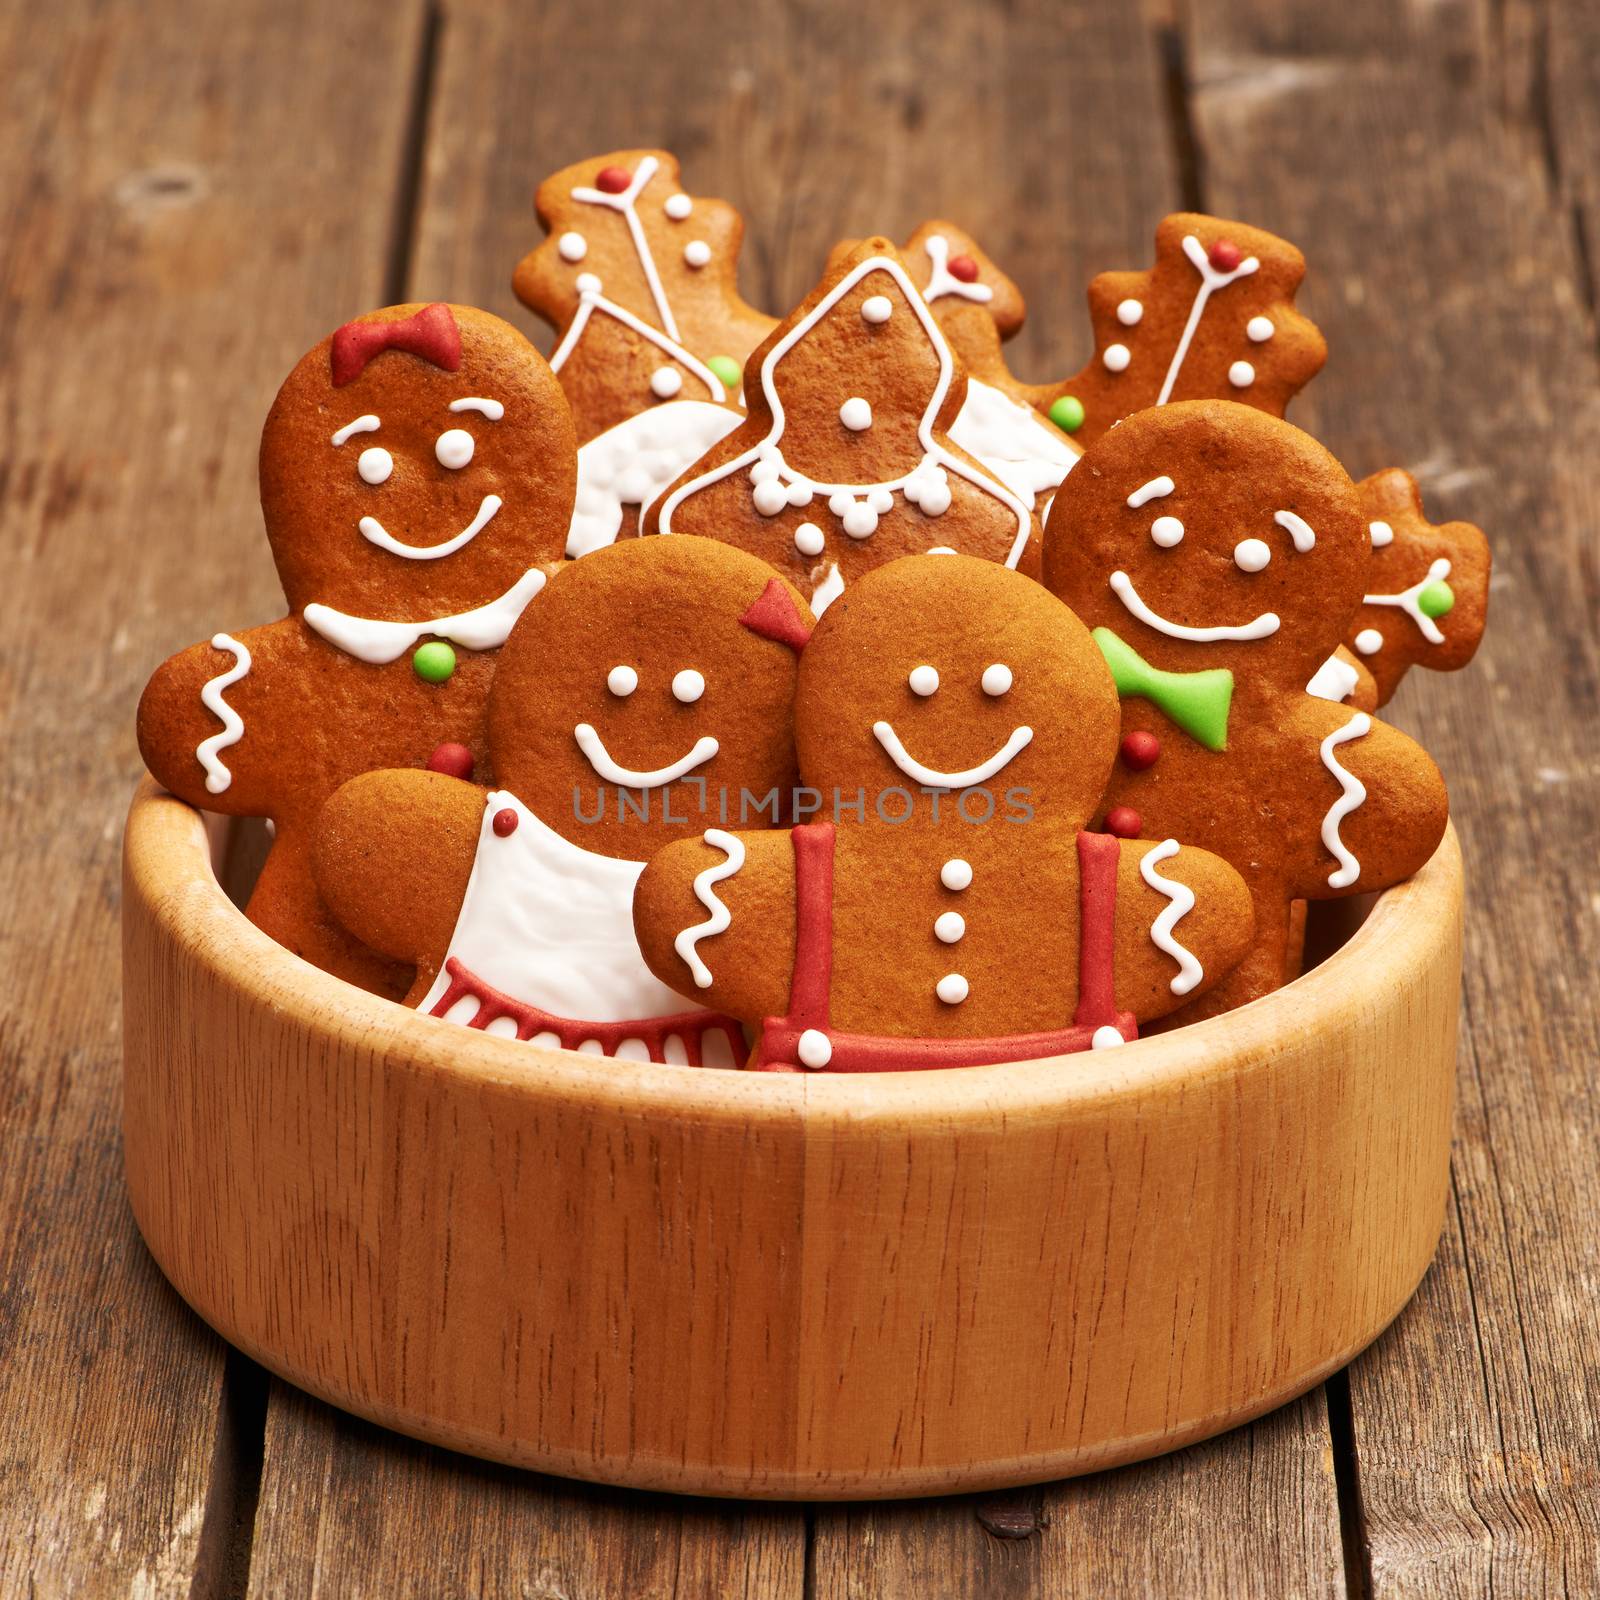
[633,830,797,1025]
[1111,839,1255,1022]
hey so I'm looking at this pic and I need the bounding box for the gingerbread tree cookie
[1346,467,1491,705]
[137,303,574,995]
[633,554,1255,1070]
[644,239,1042,612]
[514,149,776,443]
[1043,400,1449,1020]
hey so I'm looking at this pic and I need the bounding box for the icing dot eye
[940,858,972,891]
[1234,537,1272,572]
[1103,343,1132,372]
[435,428,474,469]
[936,973,969,1005]
[1228,360,1255,388]
[650,366,683,399]
[794,522,825,557]
[908,665,939,697]
[1247,315,1275,342]
[861,295,893,324]
[357,446,393,485]
[672,668,706,703]
[1116,298,1144,326]
[981,663,1013,696]
[664,193,692,220]
[1151,515,1184,548]
[1369,520,1395,547]
[683,240,711,268]
[607,665,638,697]
[558,231,587,262]
[839,396,873,431]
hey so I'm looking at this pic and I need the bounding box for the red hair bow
[330,303,462,387]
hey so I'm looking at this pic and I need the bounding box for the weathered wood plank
[0,0,425,1592]
[1186,0,1600,1592]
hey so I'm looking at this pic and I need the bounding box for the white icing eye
[908,665,939,697]
[1116,298,1144,326]
[839,397,873,431]
[1247,315,1275,342]
[1151,515,1184,548]
[650,366,683,398]
[672,668,706,703]
[940,858,972,891]
[1369,520,1394,547]
[1234,537,1272,572]
[558,231,587,262]
[683,240,711,268]
[435,428,475,469]
[357,446,393,485]
[607,665,638,697]
[936,973,969,1005]
[1103,343,1131,372]
[861,296,893,324]
[794,522,825,557]
[981,663,1013,696]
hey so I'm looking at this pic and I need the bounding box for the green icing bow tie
[1092,627,1233,752]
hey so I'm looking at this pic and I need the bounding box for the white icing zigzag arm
[1138,838,1203,995]
[674,828,746,989]
[1318,712,1371,889]
[196,632,252,795]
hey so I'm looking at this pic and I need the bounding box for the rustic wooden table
[4,0,1595,1593]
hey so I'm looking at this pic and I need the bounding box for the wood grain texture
[0,0,424,1592]
[1185,0,1600,1591]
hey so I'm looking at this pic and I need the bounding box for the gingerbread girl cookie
[1043,400,1449,1019]
[312,537,814,1064]
[645,239,1041,613]
[514,149,776,443]
[137,303,574,994]
[633,554,1255,1069]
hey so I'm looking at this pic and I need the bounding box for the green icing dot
[707,355,742,390]
[413,641,457,683]
[1417,579,1455,619]
[1048,395,1086,434]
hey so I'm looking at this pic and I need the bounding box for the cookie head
[260,304,576,619]
[1044,401,1366,685]
[489,538,812,858]
[795,553,1119,825]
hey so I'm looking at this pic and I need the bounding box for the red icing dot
[1119,731,1160,771]
[947,255,980,283]
[426,742,474,780]
[594,165,632,194]
[1208,239,1243,272]
[1105,806,1142,839]
[492,807,519,837]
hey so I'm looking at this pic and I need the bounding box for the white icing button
[940,858,972,891]
[672,668,706,703]
[357,446,393,485]
[936,973,969,1005]
[607,664,638,697]
[575,272,602,294]
[794,522,825,558]
[558,231,587,262]
[684,240,712,269]
[861,295,893,324]
[664,193,692,220]
[1091,1025,1126,1050]
[1151,515,1184,548]
[753,479,789,516]
[981,663,1012,697]
[840,396,873,431]
[908,664,939,697]
[1369,520,1394,548]
[797,1028,833,1069]
[934,911,965,944]
[1355,628,1384,656]
[650,366,683,399]
[841,503,877,537]
[1116,298,1144,327]
[1228,360,1256,388]
[1234,537,1272,573]
[435,428,475,469]
[1103,343,1132,373]
[1247,315,1275,342]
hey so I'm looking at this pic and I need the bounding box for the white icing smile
[872,720,1033,789]
[359,494,502,560]
[1109,569,1280,642]
[574,724,719,788]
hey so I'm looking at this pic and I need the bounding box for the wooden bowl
[122,777,1461,1500]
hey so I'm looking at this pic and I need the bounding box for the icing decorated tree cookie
[312,537,814,1064]
[513,149,776,443]
[1346,467,1491,705]
[1043,400,1449,1021]
[643,239,1042,613]
[137,303,574,995]
[633,554,1256,1070]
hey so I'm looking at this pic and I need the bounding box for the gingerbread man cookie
[633,554,1255,1070]
[1346,467,1491,705]
[645,239,1042,613]
[137,303,574,994]
[513,150,776,443]
[1043,401,1449,1020]
[312,537,814,1064]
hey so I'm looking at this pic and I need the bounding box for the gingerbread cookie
[313,537,814,1064]
[1043,400,1449,1020]
[513,150,775,443]
[1346,468,1491,704]
[137,303,574,994]
[633,553,1255,1070]
[645,239,1042,612]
